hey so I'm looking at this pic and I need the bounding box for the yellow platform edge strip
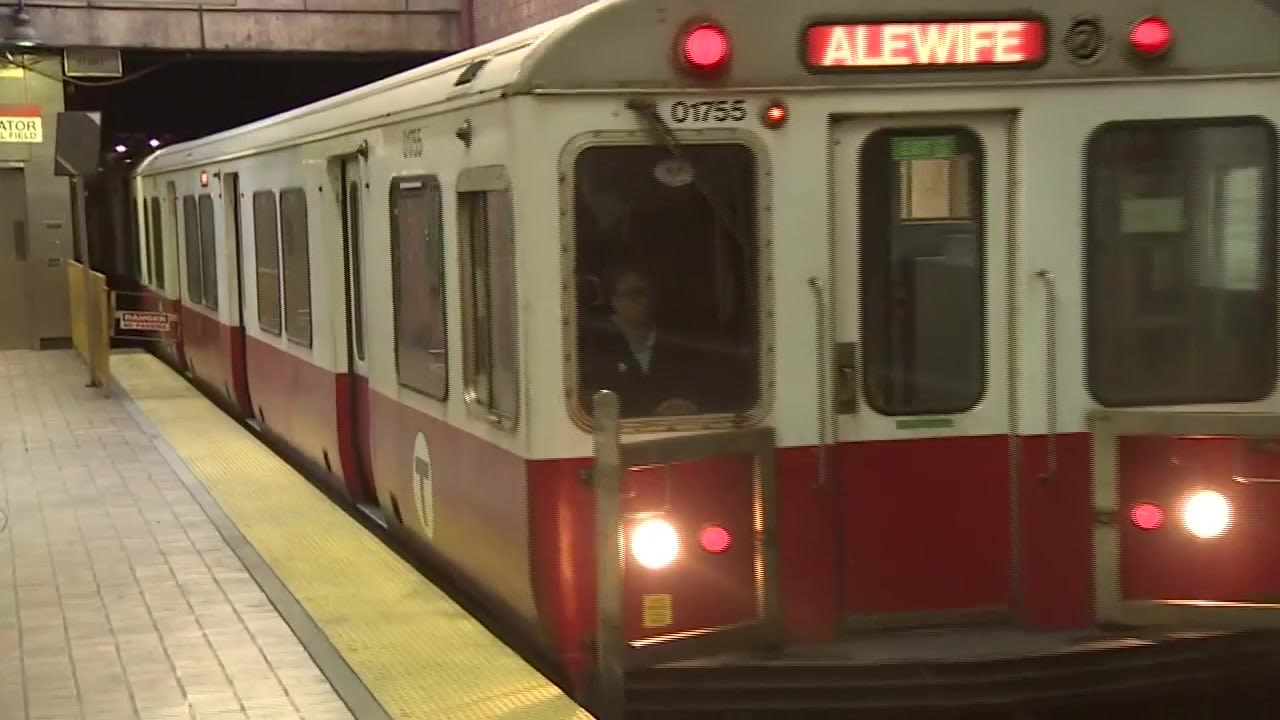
[112,352,594,720]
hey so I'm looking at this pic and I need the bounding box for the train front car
[514,0,1280,713]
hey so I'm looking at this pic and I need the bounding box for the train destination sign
[805,20,1046,69]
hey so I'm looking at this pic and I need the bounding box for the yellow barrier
[66,260,112,391]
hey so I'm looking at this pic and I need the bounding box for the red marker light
[1131,502,1164,530]
[699,524,732,553]
[199,171,209,187]
[1129,17,1172,57]
[762,101,788,128]
[681,23,730,73]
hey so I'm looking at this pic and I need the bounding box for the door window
[149,197,165,289]
[459,185,519,423]
[182,195,202,306]
[252,190,282,335]
[280,188,313,347]
[858,128,987,415]
[346,179,365,361]
[198,194,218,310]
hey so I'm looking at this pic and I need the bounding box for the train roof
[134,0,602,175]
[136,0,1280,174]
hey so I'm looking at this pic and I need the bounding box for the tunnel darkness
[66,49,440,153]
[62,50,441,285]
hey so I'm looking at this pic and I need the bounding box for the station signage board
[804,20,1046,69]
[116,310,173,333]
[0,105,42,144]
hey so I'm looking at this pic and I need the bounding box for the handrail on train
[589,389,783,719]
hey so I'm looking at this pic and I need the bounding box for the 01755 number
[668,99,748,123]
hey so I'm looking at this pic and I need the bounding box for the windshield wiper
[624,98,744,247]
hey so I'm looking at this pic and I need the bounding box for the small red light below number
[1129,17,1172,57]
[762,102,788,128]
[1131,502,1164,530]
[699,524,732,553]
[682,23,730,72]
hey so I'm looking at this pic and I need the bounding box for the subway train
[129,0,1280,712]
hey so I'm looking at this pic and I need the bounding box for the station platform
[0,348,592,720]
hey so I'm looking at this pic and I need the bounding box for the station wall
[0,56,73,349]
[471,0,593,43]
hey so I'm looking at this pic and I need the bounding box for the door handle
[13,220,27,262]
[834,341,859,414]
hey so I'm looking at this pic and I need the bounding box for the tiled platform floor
[0,350,354,720]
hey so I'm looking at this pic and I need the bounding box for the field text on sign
[805,20,1045,69]
[0,116,42,143]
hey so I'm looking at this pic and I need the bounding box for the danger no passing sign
[117,311,173,332]
[0,105,42,143]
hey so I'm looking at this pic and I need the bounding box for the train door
[223,172,253,416]
[166,181,189,369]
[0,168,29,349]
[337,155,377,512]
[830,113,1017,627]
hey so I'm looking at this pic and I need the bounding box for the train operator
[578,264,704,418]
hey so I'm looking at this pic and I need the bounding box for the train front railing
[590,390,782,719]
[1091,408,1280,629]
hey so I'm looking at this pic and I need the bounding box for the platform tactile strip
[111,351,592,720]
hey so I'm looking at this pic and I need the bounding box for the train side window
[458,167,519,424]
[1085,118,1277,406]
[391,176,448,401]
[347,180,365,362]
[139,200,151,285]
[182,195,203,306]
[166,183,179,294]
[859,128,986,415]
[571,143,762,421]
[149,197,165,289]
[279,187,314,348]
[197,193,219,310]
[252,190,282,336]
[132,200,144,281]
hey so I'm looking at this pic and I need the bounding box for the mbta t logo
[412,432,435,538]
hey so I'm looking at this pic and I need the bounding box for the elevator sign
[0,105,42,143]
[805,20,1046,69]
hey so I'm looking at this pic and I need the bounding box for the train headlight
[1182,490,1231,539]
[630,518,679,569]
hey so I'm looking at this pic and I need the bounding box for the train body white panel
[129,0,1280,459]
[133,73,1280,456]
